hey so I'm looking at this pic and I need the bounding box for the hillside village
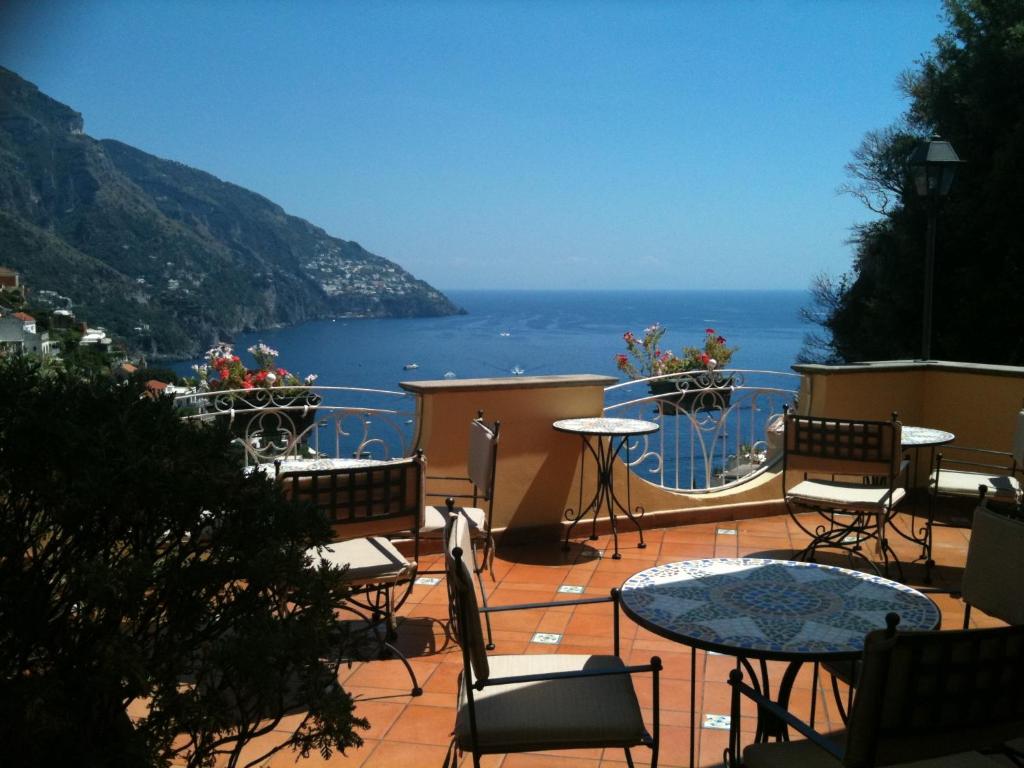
[0,266,183,394]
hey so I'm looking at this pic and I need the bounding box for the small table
[246,456,388,478]
[889,426,955,580]
[620,558,940,767]
[554,417,660,559]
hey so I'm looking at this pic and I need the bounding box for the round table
[245,456,388,478]
[620,557,940,764]
[553,417,660,559]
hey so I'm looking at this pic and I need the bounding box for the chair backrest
[962,502,1024,625]
[844,620,1024,767]
[445,512,490,683]
[466,416,500,502]
[783,411,902,484]
[278,453,425,542]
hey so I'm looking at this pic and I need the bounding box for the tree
[0,356,367,767]
[804,0,1024,365]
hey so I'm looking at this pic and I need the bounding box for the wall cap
[400,373,618,394]
[793,359,1024,378]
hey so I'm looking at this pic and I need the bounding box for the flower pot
[224,390,322,453]
[648,372,733,415]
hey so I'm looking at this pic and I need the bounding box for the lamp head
[909,135,962,198]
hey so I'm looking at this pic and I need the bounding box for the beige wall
[796,360,1024,486]
[402,374,784,540]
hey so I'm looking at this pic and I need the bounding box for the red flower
[219,368,230,380]
[716,336,726,345]
[701,353,710,365]
[616,354,628,363]
[277,368,287,377]
[242,381,254,389]
[705,328,715,335]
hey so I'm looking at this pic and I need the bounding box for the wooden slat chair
[278,452,425,695]
[444,512,661,768]
[930,406,1024,512]
[422,413,500,578]
[783,410,907,576]
[727,616,1024,768]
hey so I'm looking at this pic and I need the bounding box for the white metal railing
[604,369,800,492]
[173,385,415,466]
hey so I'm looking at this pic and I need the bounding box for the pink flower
[705,328,715,335]
[716,336,726,345]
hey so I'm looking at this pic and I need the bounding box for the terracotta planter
[648,373,733,414]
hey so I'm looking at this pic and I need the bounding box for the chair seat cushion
[744,740,1001,768]
[421,505,486,537]
[455,654,645,753]
[787,479,905,509]
[931,469,1020,500]
[307,536,413,585]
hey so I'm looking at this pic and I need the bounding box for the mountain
[0,66,462,358]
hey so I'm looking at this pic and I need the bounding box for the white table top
[901,425,955,447]
[246,457,388,477]
[620,558,940,661]
[553,417,660,437]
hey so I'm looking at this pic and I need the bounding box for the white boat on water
[403,363,419,370]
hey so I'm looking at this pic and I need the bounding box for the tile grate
[414,576,441,586]
[703,713,731,730]
[531,632,562,645]
[557,585,586,594]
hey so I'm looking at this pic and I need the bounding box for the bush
[0,357,366,767]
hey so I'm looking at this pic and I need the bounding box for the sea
[171,289,811,391]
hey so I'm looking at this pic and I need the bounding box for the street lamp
[908,135,962,360]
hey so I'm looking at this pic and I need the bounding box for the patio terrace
[170,359,1024,767]
[214,506,985,768]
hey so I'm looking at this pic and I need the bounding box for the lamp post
[908,135,961,360]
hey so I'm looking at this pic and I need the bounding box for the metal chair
[728,615,1024,767]
[422,412,500,578]
[278,452,425,695]
[444,512,661,768]
[930,405,1024,513]
[783,410,907,577]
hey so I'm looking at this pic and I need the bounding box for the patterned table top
[901,425,955,448]
[553,417,660,436]
[245,457,387,477]
[620,558,940,660]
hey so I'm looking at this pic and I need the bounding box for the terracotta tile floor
[232,504,997,768]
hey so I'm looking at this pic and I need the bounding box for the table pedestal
[562,432,646,559]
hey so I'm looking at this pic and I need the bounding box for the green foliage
[0,356,367,767]
[805,0,1024,365]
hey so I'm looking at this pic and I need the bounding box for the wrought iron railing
[603,369,800,492]
[174,385,415,466]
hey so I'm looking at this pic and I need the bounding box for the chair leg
[623,747,635,768]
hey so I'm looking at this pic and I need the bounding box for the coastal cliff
[0,67,461,357]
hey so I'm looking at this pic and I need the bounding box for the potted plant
[192,343,321,447]
[616,325,737,413]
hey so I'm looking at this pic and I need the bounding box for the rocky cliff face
[0,67,461,358]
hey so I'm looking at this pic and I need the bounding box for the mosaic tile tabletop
[620,558,940,659]
[246,457,388,477]
[901,426,955,447]
[553,417,660,436]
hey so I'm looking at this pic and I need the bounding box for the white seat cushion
[307,536,413,584]
[931,468,1020,500]
[787,479,905,509]
[455,653,645,753]
[421,504,487,537]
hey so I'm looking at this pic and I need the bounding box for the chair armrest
[728,669,843,761]
[478,657,662,690]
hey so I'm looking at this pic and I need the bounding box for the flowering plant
[192,343,318,392]
[615,324,736,380]
[680,327,737,371]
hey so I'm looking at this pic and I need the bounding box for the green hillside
[0,66,461,358]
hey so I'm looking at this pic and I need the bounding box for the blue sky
[1,0,947,291]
